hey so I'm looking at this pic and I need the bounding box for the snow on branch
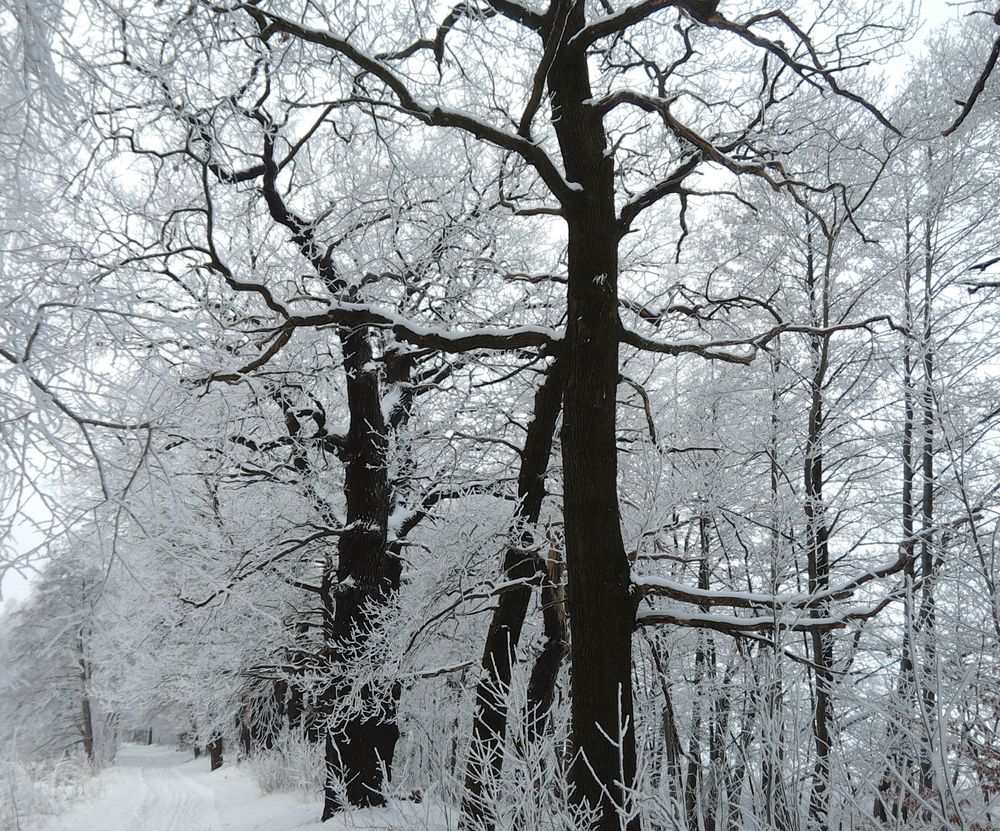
[621,315,901,364]
[634,547,911,611]
[635,593,899,634]
[239,4,577,202]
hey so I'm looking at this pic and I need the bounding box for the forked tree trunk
[258,139,403,817]
[461,358,565,830]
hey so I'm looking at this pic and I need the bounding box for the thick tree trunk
[548,12,638,825]
[257,131,401,817]
[461,359,565,829]
[208,736,224,771]
[322,325,399,819]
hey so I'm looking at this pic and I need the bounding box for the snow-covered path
[39,745,224,831]
[35,743,450,831]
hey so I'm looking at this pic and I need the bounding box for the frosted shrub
[0,753,94,830]
[244,733,325,795]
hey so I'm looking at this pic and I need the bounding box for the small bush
[243,732,325,795]
[0,752,94,831]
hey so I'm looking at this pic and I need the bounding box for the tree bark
[461,358,566,829]
[547,8,639,827]
[77,628,96,765]
[208,736,224,771]
[321,325,399,819]
[916,209,939,809]
[524,544,568,746]
[804,228,835,831]
[875,213,918,824]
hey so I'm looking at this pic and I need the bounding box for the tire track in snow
[40,745,222,831]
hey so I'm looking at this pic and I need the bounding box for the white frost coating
[593,273,608,286]
[380,386,402,421]
[388,504,411,535]
[322,300,562,344]
[635,607,879,629]
[634,553,906,606]
[427,102,579,193]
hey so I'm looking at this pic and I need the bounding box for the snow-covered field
[30,745,450,831]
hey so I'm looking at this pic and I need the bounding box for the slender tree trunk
[686,519,715,831]
[644,634,684,807]
[239,713,252,758]
[875,214,918,824]
[916,212,939,807]
[524,543,568,746]
[77,628,96,764]
[761,677,794,831]
[804,229,835,831]
[762,346,794,831]
[461,359,565,830]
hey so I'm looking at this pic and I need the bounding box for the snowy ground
[32,745,451,831]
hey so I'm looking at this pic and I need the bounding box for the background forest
[1,1,1000,830]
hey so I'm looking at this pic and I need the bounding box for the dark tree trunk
[547,9,639,826]
[644,635,684,807]
[321,325,399,820]
[524,546,568,746]
[208,736,224,771]
[916,212,939,809]
[461,359,566,829]
[763,347,794,831]
[240,683,283,758]
[257,127,402,818]
[239,714,252,758]
[875,215,918,824]
[286,683,305,733]
[804,230,834,831]
[686,522,715,831]
[77,629,96,764]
